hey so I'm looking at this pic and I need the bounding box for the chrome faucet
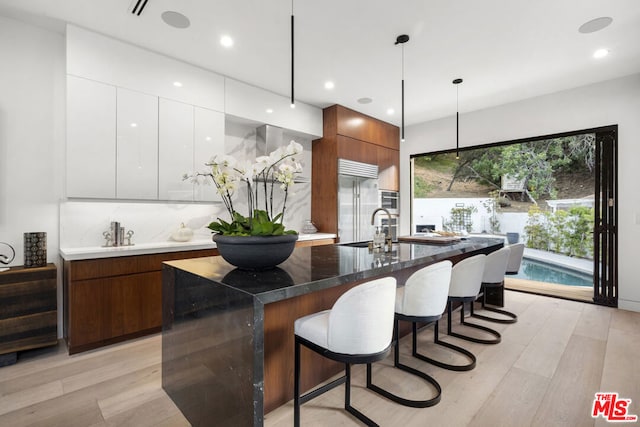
[371,207,393,252]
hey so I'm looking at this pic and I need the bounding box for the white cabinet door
[66,76,116,198]
[193,107,225,202]
[158,99,194,201]
[224,77,322,138]
[116,88,158,199]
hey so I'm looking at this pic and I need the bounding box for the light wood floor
[1,291,639,427]
[505,277,593,302]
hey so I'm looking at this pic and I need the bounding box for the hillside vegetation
[414,135,596,212]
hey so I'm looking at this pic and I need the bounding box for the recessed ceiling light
[357,97,373,104]
[130,123,138,128]
[173,81,183,87]
[593,48,609,59]
[161,11,191,29]
[324,81,335,90]
[387,108,395,115]
[266,108,274,114]
[579,17,613,34]
[220,35,234,48]
[205,136,212,141]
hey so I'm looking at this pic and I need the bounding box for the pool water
[511,258,593,287]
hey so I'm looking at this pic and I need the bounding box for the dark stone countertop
[163,236,504,305]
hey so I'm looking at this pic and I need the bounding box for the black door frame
[409,125,619,306]
[593,127,618,306]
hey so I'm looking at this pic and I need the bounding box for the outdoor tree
[444,135,596,199]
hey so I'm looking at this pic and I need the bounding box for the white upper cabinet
[194,107,225,202]
[224,78,322,138]
[158,102,226,201]
[116,88,159,199]
[65,26,315,201]
[67,25,224,113]
[158,99,194,201]
[67,76,116,198]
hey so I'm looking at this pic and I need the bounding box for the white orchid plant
[185,140,304,236]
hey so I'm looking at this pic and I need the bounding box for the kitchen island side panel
[162,266,258,427]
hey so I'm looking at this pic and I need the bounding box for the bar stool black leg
[366,319,442,408]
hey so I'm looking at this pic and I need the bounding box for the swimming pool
[510,258,593,287]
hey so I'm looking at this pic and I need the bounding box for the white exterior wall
[402,73,640,311]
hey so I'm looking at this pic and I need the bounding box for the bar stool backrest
[399,260,453,317]
[482,247,511,283]
[328,277,396,355]
[506,243,525,274]
[448,254,486,298]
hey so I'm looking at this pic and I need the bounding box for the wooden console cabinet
[63,249,216,354]
[0,264,58,364]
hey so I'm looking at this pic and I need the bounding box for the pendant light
[290,0,295,108]
[453,78,463,159]
[395,34,409,142]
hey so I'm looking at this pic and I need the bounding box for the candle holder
[24,232,47,268]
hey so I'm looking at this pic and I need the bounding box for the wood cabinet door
[377,146,400,191]
[120,271,162,336]
[334,105,399,149]
[336,135,377,165]
[68,277,110,347]
[68,272,162,350]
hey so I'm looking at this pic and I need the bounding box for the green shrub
[524,205,594,259]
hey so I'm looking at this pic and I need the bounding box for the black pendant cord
[456,111,459,159]
[395,34,409,142]
[401,79,405,141]
[290,5,295,107]
[453,78,463,159]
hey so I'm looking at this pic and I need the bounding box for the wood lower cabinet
[0,264,58,363]
[64,249,216,354]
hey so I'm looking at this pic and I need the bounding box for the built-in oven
[379,190,399,214]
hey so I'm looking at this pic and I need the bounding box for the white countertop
[59,233,336,261]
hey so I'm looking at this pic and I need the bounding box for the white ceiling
[1,0,639,126]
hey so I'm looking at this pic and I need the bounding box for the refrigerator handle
[353,180,358,241]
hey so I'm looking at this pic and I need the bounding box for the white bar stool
[471,246,518,324]
[394,260,477,372]
[293,277,396,427]
[367,261,452,408]
[447,254,502,345]
[505,243,525,274]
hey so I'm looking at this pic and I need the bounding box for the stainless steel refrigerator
[337,159,379,243]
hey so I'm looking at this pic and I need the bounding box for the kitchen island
[161,237,503,426]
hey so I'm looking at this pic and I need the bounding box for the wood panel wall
[312,105,400,236]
